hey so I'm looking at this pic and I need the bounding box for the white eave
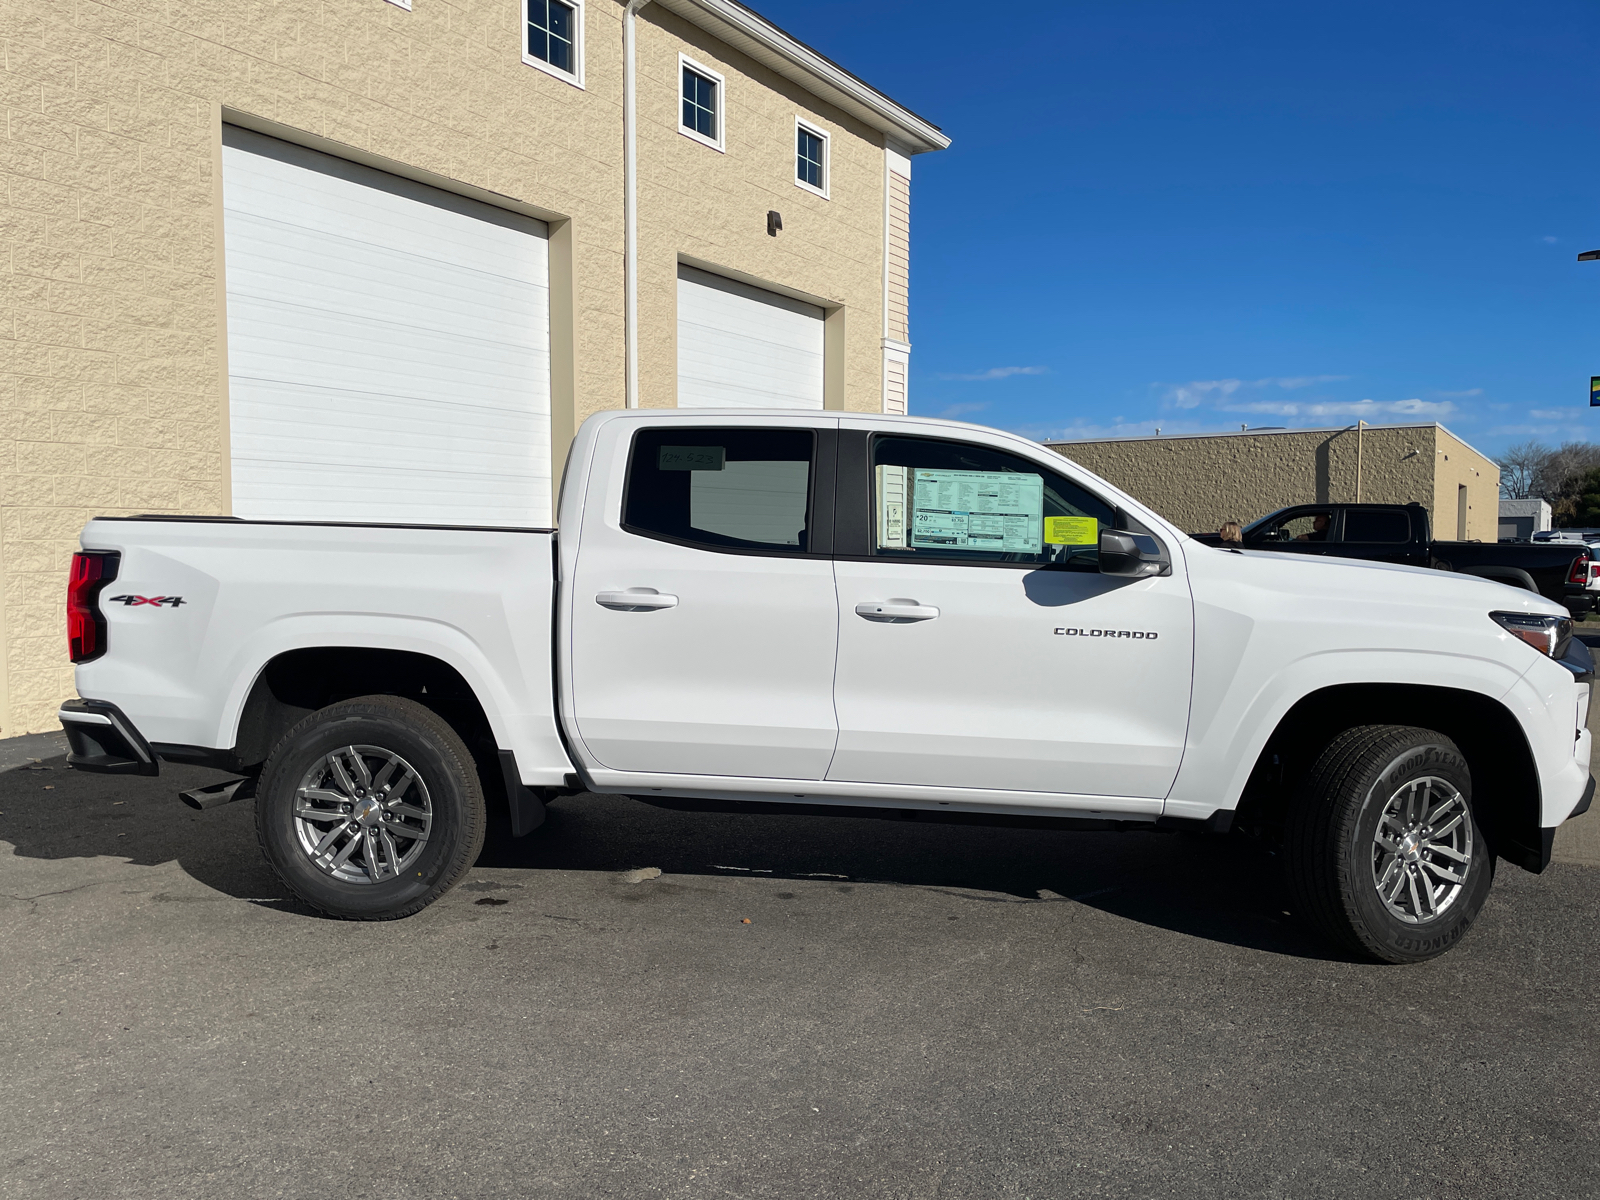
[656,0,950,154]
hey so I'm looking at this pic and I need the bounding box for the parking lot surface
[0,747,1595,1200]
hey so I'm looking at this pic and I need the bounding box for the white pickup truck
[61,411,1593,962]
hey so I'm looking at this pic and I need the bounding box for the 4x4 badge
[107,595,185,607]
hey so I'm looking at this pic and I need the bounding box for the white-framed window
[679,54,725,152]
[523,0,583,88]
[795,117,829,198]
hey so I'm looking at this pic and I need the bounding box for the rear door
[1336,507,1424,565]
[568,420,840,780]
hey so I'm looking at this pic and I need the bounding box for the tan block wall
[1432,426,1500,542]
[1051,426,1441,534]
[632,6,886,412]
[0,0,898,734]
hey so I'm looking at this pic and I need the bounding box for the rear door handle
[855,599,939,622]
[596,588,678,611]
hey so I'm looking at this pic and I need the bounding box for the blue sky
[754,0,1600,457]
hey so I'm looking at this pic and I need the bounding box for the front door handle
[596,588,679,611]
[855,599,939,622]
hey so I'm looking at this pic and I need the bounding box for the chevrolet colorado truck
[60,411,1595,963]
[1192,502,1593,617]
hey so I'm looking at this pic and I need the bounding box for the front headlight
[1490,611,1573,659]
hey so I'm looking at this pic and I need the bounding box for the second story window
[680,56,724,151]
[796,120,828,197]
[525,0,582,86]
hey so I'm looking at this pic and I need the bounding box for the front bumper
[58,698,158,776]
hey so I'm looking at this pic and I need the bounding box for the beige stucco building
[0,0,948,735]
[1048,423,1500,540]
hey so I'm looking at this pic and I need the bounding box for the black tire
[255,695,486,919]
[1286,725,1493,963]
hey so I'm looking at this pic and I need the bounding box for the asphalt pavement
[3,752,1597,1198]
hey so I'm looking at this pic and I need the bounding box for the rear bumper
[58,698,159,776]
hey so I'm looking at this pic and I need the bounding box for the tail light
[67,551,120,663]
[1569,552,1591,586]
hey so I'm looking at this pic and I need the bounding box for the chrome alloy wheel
[293,745,433,885]
[1370,776,1473,924]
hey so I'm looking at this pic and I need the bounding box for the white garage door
[221,126,552,527]
[677,265,825,409]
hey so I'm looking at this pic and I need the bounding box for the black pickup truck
[1193,502,1593,616]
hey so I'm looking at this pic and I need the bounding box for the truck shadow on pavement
[0,754,1344,960]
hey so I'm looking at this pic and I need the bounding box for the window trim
[679,54,726,153]
[794,116,830,199]
[618,426,831,559]
[522,0,584,89]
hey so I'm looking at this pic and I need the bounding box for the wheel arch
[230,647,496,770]
[1233,682,1545,872]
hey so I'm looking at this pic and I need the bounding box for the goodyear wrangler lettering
[1053,627,1158,640]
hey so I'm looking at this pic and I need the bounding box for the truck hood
[1221,546,1570,617]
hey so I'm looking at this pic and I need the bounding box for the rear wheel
[255,695,486,919]
[1286,725,1492,963]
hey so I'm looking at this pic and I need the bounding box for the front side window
[681,60,722,148]
[796,122,827,195]
[624,427,814,554]
[1249,510,1332,543]
[871,436,1116,567]
[525,0,580,82]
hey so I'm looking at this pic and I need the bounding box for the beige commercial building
[1048,423,1500,540]
[0,0,948,735]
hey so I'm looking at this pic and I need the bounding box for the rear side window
[1343,509,1411,543]
[623,427,815,554]
[871,435,1116,567]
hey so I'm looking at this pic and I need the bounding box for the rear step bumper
[58,698,158,776]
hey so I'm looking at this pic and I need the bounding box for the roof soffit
[650,0,949,153]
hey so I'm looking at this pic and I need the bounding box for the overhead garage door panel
[222,126,552,527]
[677,265,825,409]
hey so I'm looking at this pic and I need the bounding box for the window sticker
[877,465,908,548]
[1044,515,1099,546]
[909,469,1043,553]
[659,446,725,471]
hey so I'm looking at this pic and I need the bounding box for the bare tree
[1539,441,1600,524]
[1496,440,1547,499]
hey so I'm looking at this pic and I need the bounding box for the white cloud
[1543,236,1560,244]
[1433,388,1483,398]
[1218,397,1456,421]
[937,366,1049,382]
[1258,374,1348,390]
[1528,407,1586,419]
[1164,379,1244,408]
[1161,375,1347,408]
[933,401,990,420]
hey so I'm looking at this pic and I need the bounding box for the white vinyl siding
[676,265,824,409]
[221,126,552,527]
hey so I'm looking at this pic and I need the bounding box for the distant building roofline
[1044,421,1495,464]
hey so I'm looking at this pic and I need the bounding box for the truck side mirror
[1100,530,1170,578]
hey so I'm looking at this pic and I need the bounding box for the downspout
[1356,419,1366,502]
[623,0,651,408]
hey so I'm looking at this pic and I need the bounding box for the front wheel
[255,695,486,919]
[1286,725,1492,963]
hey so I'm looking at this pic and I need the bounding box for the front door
[569,422,840,780]
[829,430,1194,801]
